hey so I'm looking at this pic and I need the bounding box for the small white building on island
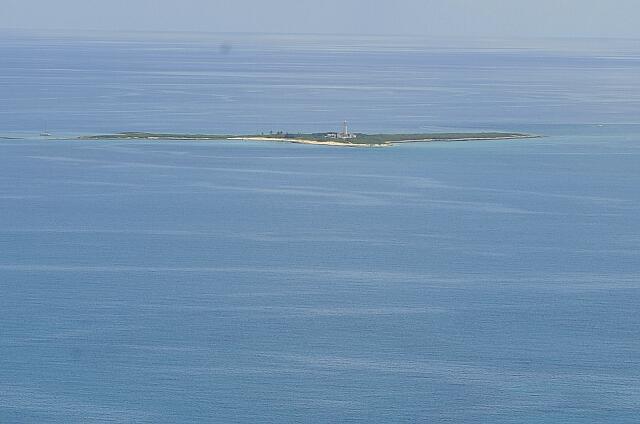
[325,120,357,140]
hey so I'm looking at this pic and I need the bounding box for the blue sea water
[0,32,639,423]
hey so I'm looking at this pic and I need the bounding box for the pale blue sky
[2,0,639,38]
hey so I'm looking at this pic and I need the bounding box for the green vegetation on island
[79,132,235,140]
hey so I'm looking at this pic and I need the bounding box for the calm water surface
[1,32,639,423]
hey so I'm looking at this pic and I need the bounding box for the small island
[79,122,538,147]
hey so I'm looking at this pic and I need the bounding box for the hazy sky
[2,0,639,39]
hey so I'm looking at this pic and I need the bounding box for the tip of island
[79,120,539,147]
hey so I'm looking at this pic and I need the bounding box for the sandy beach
[227,136,390,147]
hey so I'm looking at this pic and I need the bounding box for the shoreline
[76,132,540,147]
[227,136,390,147]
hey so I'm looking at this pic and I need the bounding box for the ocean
[1,31,639,423]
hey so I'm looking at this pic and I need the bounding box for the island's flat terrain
[79,131,538,147]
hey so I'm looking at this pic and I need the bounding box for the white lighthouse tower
[325,120,357,140]
[338,120,356,139]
